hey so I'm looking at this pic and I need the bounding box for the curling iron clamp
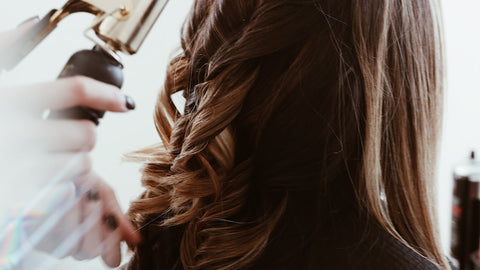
[0,0,170,71]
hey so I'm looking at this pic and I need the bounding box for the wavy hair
[127,0,446,269]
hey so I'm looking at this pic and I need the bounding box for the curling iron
[0,0,170,124]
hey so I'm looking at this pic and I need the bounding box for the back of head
[127,0,446,269]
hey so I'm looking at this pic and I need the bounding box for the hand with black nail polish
[70,174,141,268]
[0,20,138,269]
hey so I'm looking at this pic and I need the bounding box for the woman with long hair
[126,0,447,269]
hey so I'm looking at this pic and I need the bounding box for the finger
[73,193,103,260]
[0,17,39,51]
[3,76,134,113]
[101,226,122,268]
[0,152,91,197]
[35,119,97,152]
[43,119,98,152]
[95,180,141,245]
[16,17,40,33]
[4,119,98,153]
[74,173,141,245]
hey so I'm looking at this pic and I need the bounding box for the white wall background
[439,0,480,254]
[0,0,478,269]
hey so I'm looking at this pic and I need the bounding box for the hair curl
[127,0,447,269]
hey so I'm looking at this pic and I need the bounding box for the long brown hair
[127,0,446,269]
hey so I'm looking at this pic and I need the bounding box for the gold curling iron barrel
[0,0,170,70]
[0,0,170,124]
[51,0,171,56]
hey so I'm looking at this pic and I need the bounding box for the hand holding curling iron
[0,22,140,268]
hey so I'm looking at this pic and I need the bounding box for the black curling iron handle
[48,46,124,125]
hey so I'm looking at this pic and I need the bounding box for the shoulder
[360,228,441,270]
[250,213,444,270]
[312,225,443,270]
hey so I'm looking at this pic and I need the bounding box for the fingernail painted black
[86,189,99,201]
[105,214,118,231]
[125,96,136,110]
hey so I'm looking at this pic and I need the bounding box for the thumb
[17,17,40,32]
[0,17,39,51]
